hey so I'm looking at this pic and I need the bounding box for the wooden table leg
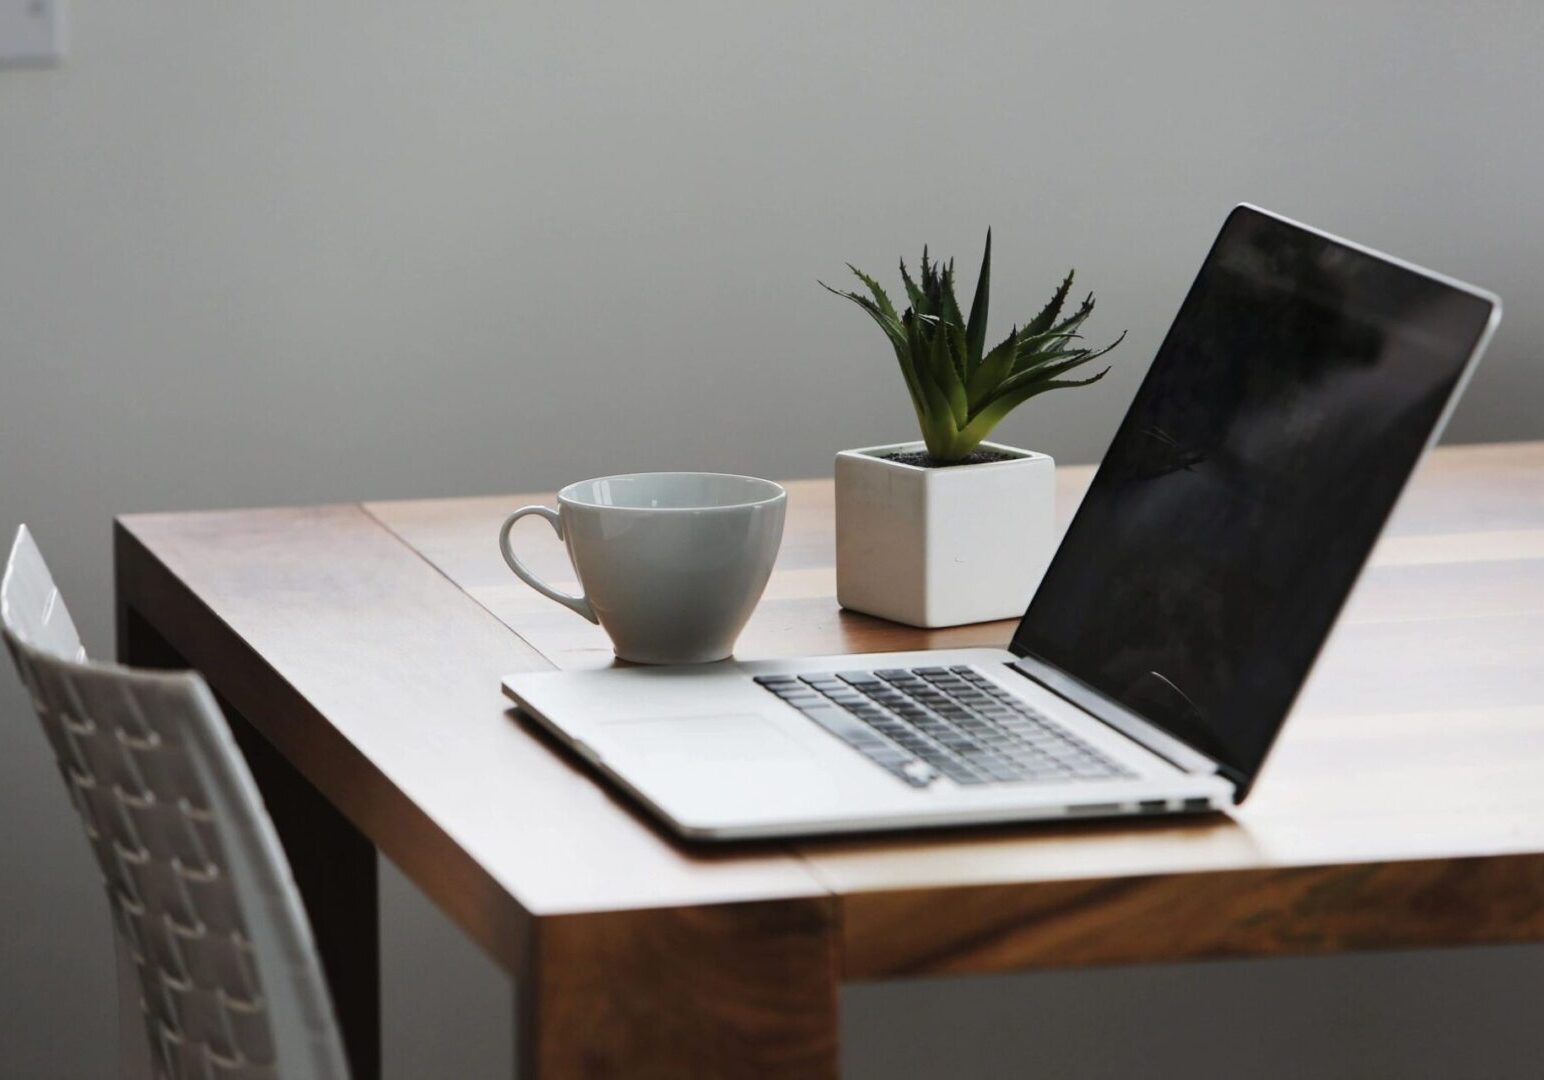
[117,605,382,1080]
[519,898,839,1079]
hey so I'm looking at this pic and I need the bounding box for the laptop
[503,204,1502,841]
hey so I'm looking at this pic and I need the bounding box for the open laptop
[504,204,1501,840]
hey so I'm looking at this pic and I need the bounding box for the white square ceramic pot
[835,440,1055,628]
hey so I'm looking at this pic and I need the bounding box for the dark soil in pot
[879,448,1023,468]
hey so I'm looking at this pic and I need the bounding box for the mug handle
[498,506,598,624]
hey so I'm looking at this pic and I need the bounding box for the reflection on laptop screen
[1012,206,1497,782]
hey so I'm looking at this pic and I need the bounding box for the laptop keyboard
[755,665,1133,788]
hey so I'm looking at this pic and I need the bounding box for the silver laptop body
[504,205,1501,841]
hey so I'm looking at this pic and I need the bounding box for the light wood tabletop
[114,440,1544,1078]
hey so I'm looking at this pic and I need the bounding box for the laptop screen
[1011,205,1498,789]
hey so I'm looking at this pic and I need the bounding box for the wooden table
[113,441,1544,1078]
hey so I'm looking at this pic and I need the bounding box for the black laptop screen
[1012,206,1497,787]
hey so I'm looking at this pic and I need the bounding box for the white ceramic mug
[498,472,787,664]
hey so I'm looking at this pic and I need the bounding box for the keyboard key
[799,706,888,746]
[838,671,884,686]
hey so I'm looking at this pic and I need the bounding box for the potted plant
[823,231,1123,627]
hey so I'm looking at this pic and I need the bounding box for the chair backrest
[2,526,350,1080]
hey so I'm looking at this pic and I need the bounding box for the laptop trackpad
[596,713,811,762]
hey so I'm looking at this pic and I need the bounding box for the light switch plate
[0,0,66,67]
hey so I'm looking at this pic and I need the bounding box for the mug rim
[557,471,787,512]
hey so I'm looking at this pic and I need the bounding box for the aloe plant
[823,231,1124,464]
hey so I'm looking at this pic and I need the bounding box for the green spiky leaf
[965,324,1020,406]
[918,247,939,316]
[980,347,1119,412]
[899,257,925,313]
[942,320,969,424]
[848,264,900,323]
[956,369,1110,449]
[1050,292,1096,337]
[939,261,965,338]
[1023,269,1075,338]
[919,314,967,428]
[964,230,991,373]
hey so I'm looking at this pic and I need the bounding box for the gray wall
[3,2,1541,1076]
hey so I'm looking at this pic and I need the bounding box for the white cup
[498,472,787,664]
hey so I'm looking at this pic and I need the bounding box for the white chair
[2,525,351,1080]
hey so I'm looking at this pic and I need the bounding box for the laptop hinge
[1006,657,1243,795]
